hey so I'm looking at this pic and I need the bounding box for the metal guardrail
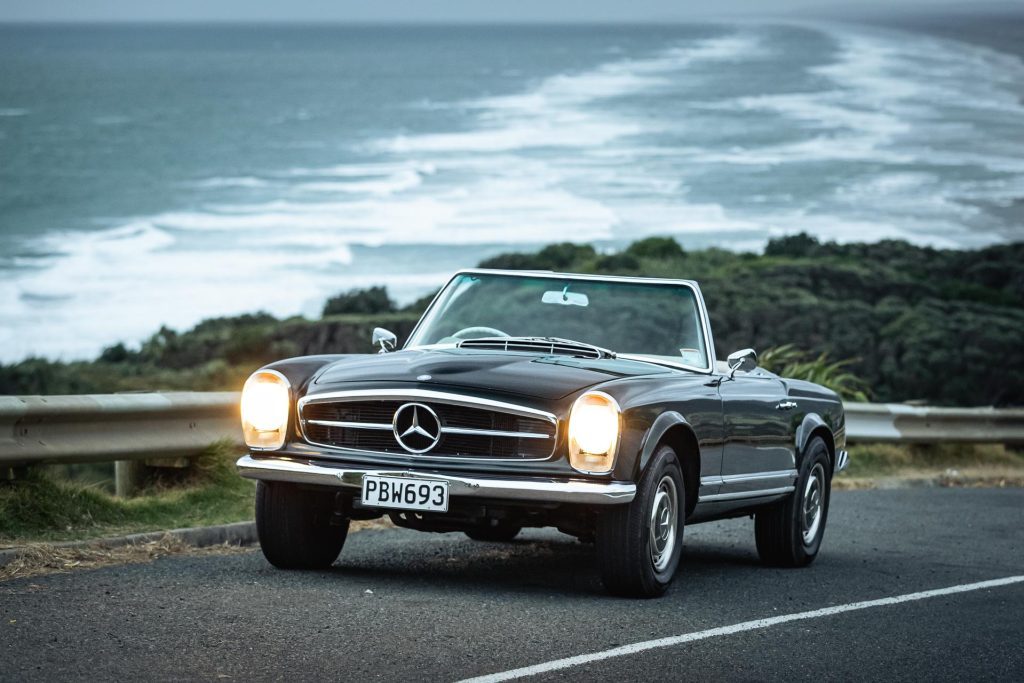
[1,393,1022,471]
[843,402,1024,445]
[0,392,241,466]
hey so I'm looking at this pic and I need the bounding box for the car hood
[308,348,671,401]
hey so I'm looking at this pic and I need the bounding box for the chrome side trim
[404,269,718,374]
[699,469,798,487]
[699,485,795,502]
[297,388,559,463]
[237,454,635,505]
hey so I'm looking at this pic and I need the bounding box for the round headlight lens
[568,391,620,474]
[241,370,290,450]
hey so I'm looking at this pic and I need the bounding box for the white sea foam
[192,176,271,188]
[293,168,424,195]
[281,161,436,178]
[0,218,435,361]
[42,221,176,257]
[151,179,618,245]
[378,34,760,154]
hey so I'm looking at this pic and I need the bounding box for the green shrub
[760,345,871,402]
[322,286,395,316]
[595,252,640,272]
[625,236,685,260]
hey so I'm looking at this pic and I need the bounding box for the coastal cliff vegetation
[2,234,1021,406]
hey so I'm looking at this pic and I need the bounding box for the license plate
[361,475,449,512]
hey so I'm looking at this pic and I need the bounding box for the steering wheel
[451,326,510,340]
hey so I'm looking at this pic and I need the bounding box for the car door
[716,368,797,498]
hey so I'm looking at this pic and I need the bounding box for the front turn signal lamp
[241,369,291,450]
[568,391,621,474]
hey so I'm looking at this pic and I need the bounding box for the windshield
[407,273,710,370]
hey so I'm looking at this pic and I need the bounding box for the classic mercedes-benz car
[237,269,847,597]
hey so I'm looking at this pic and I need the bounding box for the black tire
[596,444,685,598]
[755,437,831,567]
[464,521,522,542]
[255,481,348,570]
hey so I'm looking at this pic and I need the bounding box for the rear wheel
[754,437,831,567]
[256,481,348,569]
[464,520,522,542]
[596,445,685,598]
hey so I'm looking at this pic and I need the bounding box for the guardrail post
[4,465,29,481]
[115,460,149,497]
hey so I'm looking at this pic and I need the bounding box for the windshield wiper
[456,336,616,360]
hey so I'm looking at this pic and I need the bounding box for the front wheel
[256,481,348,570]
[754,437,831,567]
[596,445,685,598]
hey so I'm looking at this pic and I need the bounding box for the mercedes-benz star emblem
[392,402,442,453]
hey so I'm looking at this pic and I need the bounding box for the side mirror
[372,327,398,354]
[727,348,758,377]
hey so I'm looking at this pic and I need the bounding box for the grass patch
[0,538,252,582]
[837,443,1024,489]
[843,443,1024,477]
[0,441,255,546]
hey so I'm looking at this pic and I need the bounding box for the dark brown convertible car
[237,269,847,597]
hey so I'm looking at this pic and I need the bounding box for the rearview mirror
[541,288,589,307]
[727,348,758,377]
[372,327,398,354]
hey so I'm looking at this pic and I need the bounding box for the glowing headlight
[241,370,291,450]
[568,391,620,474]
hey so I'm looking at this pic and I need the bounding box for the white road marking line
[458,575,1024,683]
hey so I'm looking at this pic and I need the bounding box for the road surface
[2,487,1022,681]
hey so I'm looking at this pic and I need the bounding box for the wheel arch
[796,412,836,473]
[636,412,701,518]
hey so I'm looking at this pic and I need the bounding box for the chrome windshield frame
[404,269,718,374]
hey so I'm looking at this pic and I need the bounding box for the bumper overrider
[236,454,637,505]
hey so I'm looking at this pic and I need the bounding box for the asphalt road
[2,488,1022,682]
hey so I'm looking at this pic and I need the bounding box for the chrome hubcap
[802,463,825,545]
[649,476,678,572]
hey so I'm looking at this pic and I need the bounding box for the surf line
[458,574,1024,682]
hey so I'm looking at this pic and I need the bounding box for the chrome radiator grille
[299,393,557,460]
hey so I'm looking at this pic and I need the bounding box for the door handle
[776,400,797,411]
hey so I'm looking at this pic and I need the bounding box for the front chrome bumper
[237,454,636,505]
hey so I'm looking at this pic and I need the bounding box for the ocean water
[1,22,1023,362]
